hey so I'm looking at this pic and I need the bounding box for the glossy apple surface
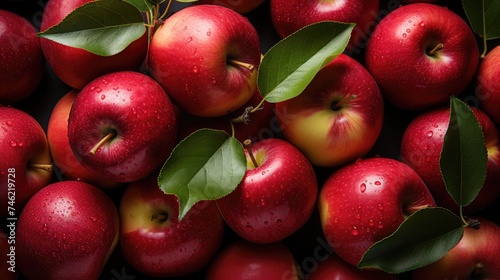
[270,0,379,53]
[275,54,384,167]
[149,4,261,117]
[119,174,224,277]
[319,157,436,266]
[206,240,299,280]
[40,0,148,89]
[67,71,177,183]
[47,90,121,189]
[216,138,318,244]
[0,107,52,217]
[195,0,266,14]
[412,218,500,280]
[16,180,119,280]
[477,45,500,125]
[365,3,479,111]
[400,106,500,214]
[0,10,44,104]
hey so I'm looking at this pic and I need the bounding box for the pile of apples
[1,0,500,279]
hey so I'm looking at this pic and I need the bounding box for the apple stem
[30,163,53,173]
[244,139,259,168]
[228,59,255,71]
[90,130,117,155]
[427,43,444,55]
[471,263,484,278]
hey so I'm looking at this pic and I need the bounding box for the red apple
[119,174,224,278]
[39,0,148,89]
[319,157,436,267]
[47,90,122,189]
[148,4,262,117]
[67,71,178,183]
[16,180,119,280]
[206,240,299,280]
[177,88,276,143]
[195,0,266,14]
[270,0,379,52]
[412,218,500,279]
[1,229,19,280]
[477,45,500,125]
[400,106,500,214]
[0,10,45,104]
[308,253,398,280]
[216,138,318,244]
[365,3,479,111]
[0,106,53,217]
[275,54,384,168]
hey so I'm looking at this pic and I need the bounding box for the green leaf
[257,21,355,103]
[358,207,464,274]
[38,0,146,56]
[158,129,246,221]
[123,0,154,12]
[440,96,488,207]
[463,0,500,40]
[148,0,165,4]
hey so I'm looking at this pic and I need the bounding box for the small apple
[206,240,299,280]
[67,71,178,183]
[275,54,384,168]
[39,0,148,89]
[0,229,19,280]
[270,0,380,52]
[477,45,500,125]
[148,4,262,117]
[195,0,266,14]
[0,10,45,104]
[319,157,436,267]
[216,138,318,244]
[47,90,122,189]
[119,174,225,278]
[412,218,500,280]
[308,253,399,280]
[16,180,119,280]
[365,3,479,111]
[0,106,53,217]
[400,106,500,214]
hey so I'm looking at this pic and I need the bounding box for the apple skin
[16,180,119,280]
[148,4,262,117]
[308,253,398,280]
[216,138,318,244]
[0,10,45,104]
[400,106,500,214]
[270,0,379,52]
[412,218,500,280]
[40,0,148,89]
[47,90,122,189]
[0,107,53,217]
[119,174,225,278]
[195,0,266,14]
[319,157,436,267]
[275,54,384,168]
[67,71,178,183]
[477,45,500,125]
[177,88,276,143]
[1,229,19,280]
[206,240,299,280]
[365,3,479,111]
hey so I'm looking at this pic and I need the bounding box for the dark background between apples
[1,0,499,279]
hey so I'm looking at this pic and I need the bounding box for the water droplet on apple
[206,30,211,36]
[48,216,52,221]
[369,219,374,226]
[360,183,366,193]
[356,214,361,220]
[211,77,217,84]
[378,222,384,229]
[192,66,198,73]
[96,87,102,93]
[245,224,253,231]
[183,25,187,30]
[9,140,17,147]
[90,216,97,222]
[374,181,381,186]
[377,203,384,211]
[426,131,433,137]
[260,199,266,206]
[100,94,106,100]
[5,120,13,126]
[187,37,192,42]
[432,123,439,128]
[419,21,425,27]
[351,227,359,236]
[42,224,48,232]
[17,141,23,147]
[402,33,407,38]
[406,28,411,33]
[113,86,118,90]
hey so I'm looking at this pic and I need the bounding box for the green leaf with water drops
[257,21,355,103]
[358,207,464,273]
[463,0,500,40]
[158,129,246,221]
[440,96,488,208]
[38,0,146,56]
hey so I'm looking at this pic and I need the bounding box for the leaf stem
[159,0,173,21]
[244,139,259,168]
[481,0,487,58]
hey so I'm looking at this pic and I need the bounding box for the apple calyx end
[244,139,259,168]
[228,59,255,71]
[471,262,485,278]
[151,213,168,223]
[465,217,481,230]
[90,130,117,155]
